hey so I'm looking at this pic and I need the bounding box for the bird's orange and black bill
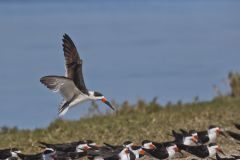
[102,98,115,110]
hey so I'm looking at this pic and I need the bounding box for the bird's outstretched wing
[62,34,88,95]
[40,76,82,101]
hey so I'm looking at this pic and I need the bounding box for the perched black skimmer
[226,130,240,141]
[16,148,56,160]
[179,129,198,140]
[142,140,179,159]
[38,140,92,153]
[0,148,21,160]
[197,125,226,144]
[178,143,224,159]
[87,147,134,160]
[40,34,115,116]
[171,130,198,145]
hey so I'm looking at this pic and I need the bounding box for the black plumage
[226,131,240,141]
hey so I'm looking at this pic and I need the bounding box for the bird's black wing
[172,130,184,143]
[179,129,189,136]
[143,148,169,159]
[226,131,240,141]
[103,143,123,150]
[0,150,11,159]
[197,130,209,144]
[180,145,209,158]
[234,123,240,130]
[62,34,89,95]
[87,148,121,159]
[16,153,43,160]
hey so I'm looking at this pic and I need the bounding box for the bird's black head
[93,91,103,97]
[93,91,115,110]
[85,140,94,144]
[43,148,55,154]
[123,141,133,147]
[189,130,197,135]
[11,148,19,152]
[141,140,151,146]
[208,125,218,129]
[131,145,142,150]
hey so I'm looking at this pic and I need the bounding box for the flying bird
[40,34,115,116]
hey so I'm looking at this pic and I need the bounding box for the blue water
[0,0,240,128]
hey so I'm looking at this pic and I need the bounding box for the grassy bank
[1,96,240,153]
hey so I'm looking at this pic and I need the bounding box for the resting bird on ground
[87,147,134,160]
[0,148,21,160]
[142,140,179,159]
[38,140,94,153]
[178,143,224,159]
[16,148,56,160]
[40,34,115,116]
[197,125,226,144]
[171,130,198,145]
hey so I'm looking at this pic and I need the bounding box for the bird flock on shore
[2,123,240,160]
[1,34,239,160]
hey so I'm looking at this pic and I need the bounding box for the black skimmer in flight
[178,143,224,159]
[142,140,179,159]
[197,125,226,144]
[87,147,134,160]
[40,34,115,116]
[16,148,56,160]
[0,148,21,160]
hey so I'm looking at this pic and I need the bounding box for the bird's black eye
[94,91,103,97]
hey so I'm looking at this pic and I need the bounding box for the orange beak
[101,98,115,110]
[139,149,145,155]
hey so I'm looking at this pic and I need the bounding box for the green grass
[1,96,240,154]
